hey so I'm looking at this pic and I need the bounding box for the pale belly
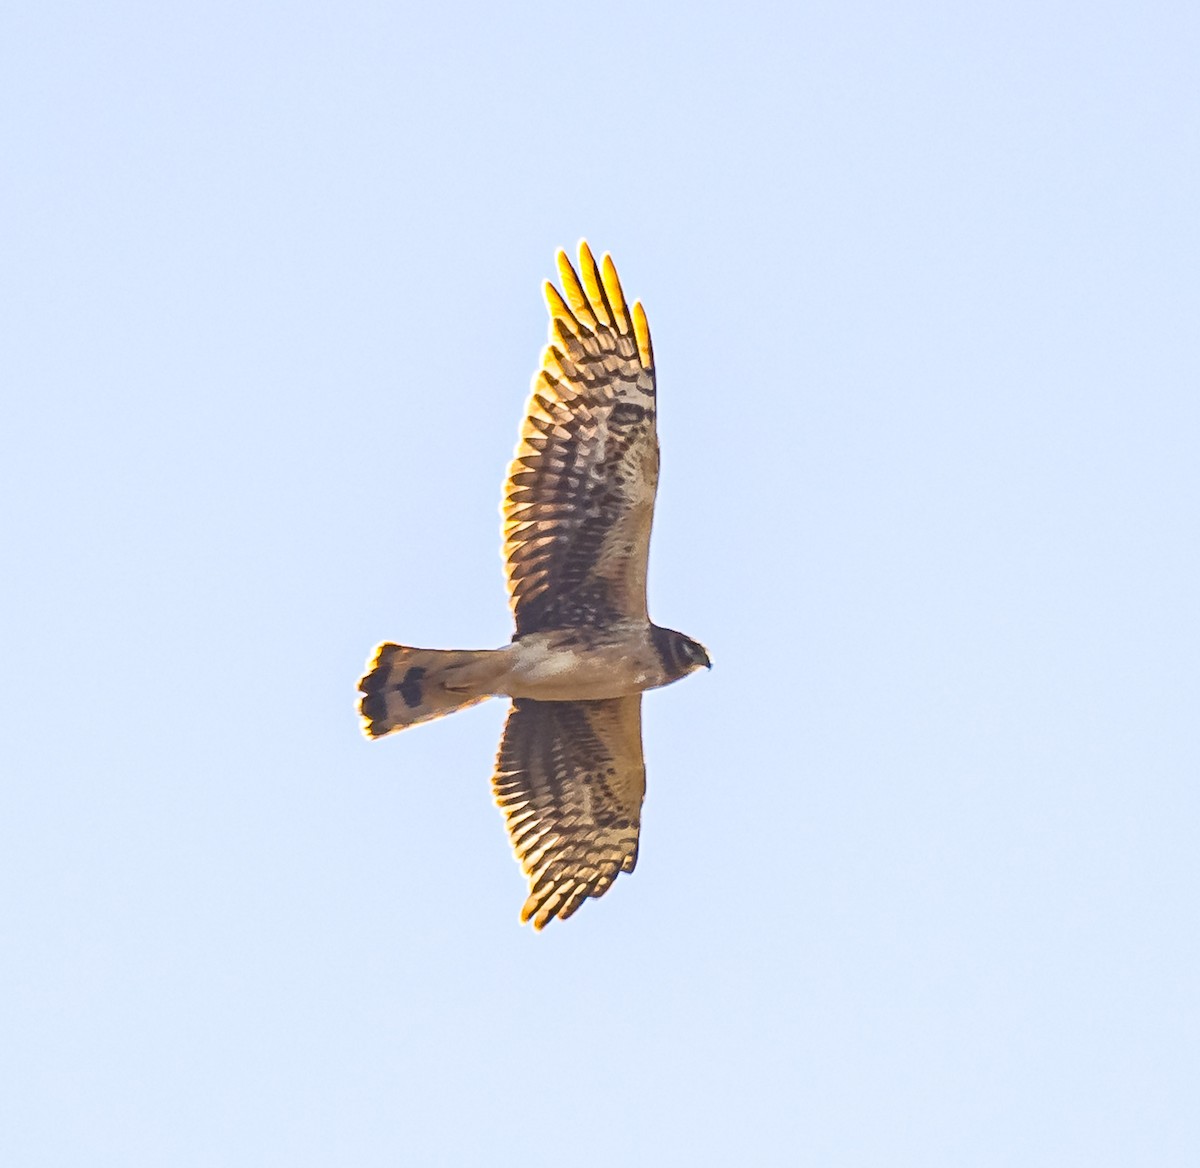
[499,631,661,701]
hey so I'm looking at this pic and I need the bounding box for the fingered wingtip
[543,279,572,320]
[632,300,653,368]
[599,252,631,333]
[555,245,598,328]
[519,898,544,930]
[550,240,648,349]
[576,241,612,327]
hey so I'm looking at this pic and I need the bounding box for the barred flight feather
[502,243,658,637]
[492,696,645,930]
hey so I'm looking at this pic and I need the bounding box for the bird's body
[506,623,681,700]
[358,242,708,929]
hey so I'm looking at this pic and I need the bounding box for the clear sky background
[3,1,1198,1164]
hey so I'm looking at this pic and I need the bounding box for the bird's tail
[358,643,509,738]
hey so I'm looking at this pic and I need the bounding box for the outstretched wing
[492,696,645,929]
[503,242,658,635]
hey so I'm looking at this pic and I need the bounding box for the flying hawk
[358,242,709,929]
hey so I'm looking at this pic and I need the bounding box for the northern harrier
[358,243,709,929]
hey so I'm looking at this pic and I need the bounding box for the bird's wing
[503,242,658,635]
[493,696,645,929]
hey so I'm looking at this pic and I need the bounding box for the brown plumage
[358,243,709,929]
[494,697,644,929]
[504,245,659,635]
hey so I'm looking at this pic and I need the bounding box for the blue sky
[3,1,1198,1164]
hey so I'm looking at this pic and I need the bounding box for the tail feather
[358,643,507,737]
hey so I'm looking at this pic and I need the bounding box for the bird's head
[652,626,712,680]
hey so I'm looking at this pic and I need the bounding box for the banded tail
[358,644,508,737]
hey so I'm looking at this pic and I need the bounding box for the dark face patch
[650,625,710,680]
[650,625,688,679]
[398,666,426,709]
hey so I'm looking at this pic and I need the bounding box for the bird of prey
[358,242,710,929]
